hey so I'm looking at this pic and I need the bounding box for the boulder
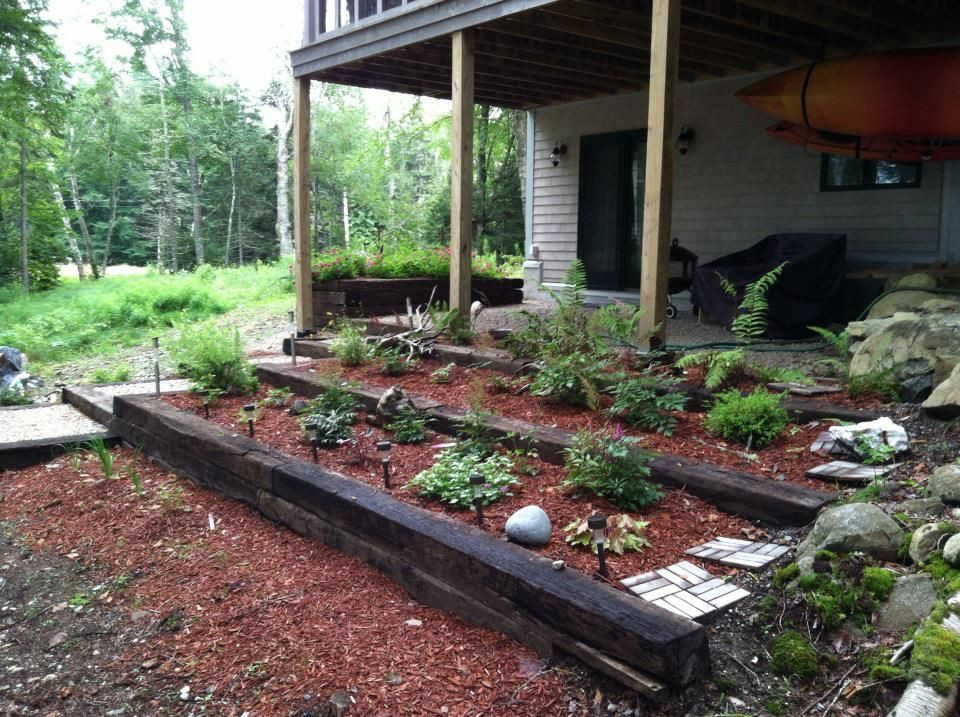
[944,534,960,567]
[849,310,960,384]
[929,465,960,505]
[900,374,934,404]
[924,363,960,420]
[828,416,909,455]
[909,523,951,564]
[899,497,946,519]
[876,574,936,632]
[504,506,552,546]
[867,290,951,320]
[797,504,903,571]
[894,273,939,291]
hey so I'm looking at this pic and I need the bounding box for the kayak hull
[765,120,960,162]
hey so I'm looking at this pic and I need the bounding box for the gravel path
[0,404,105,444]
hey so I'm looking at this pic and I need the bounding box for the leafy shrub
[260,387,293,408]
[89,365,133,383]
[588,301,656,352]
[771,631,819,680]
[531,352,610,410]
[387,407,428,444]
[171,326,258,395]
[311,245,514,282]
[0,385,31,406]
[409,448,517,508]
[304,409,354,447]
[429,304,474,346]
[306,385,359,417]
[607,376,686,435]
[705,387,789,448]
[378,346,417,376]
[430,363,455,383]
[329,322,373,367]
[454,407,496,457]
[564,514,651,555]
[563,430,662,511]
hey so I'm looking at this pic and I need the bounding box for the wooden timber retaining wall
[313,277,523,325]
[257,364,834,526]
[110,393,709,695]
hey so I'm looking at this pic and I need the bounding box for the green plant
[409,448,517,508]
[171,325,259,395]
[429,304,474,346]
[430,363,455,383]
[89,365,133,383]
[588,301,656,352]
[809,326,901,401]
[260,387,293,408]
[772,563,800,589]
[305,385,360,418]
[303,409,355,447]
[909,612,960,694]
[607,376,686,435]
[853,435,897,466]
[486,375,512,394]
[329,322,373,367]
[452,407,496,457]
[770,630,818,680]
[378,345,418,376]
[530,351,611,410]
[387,407,428,444]
[69,592,90,608]
[86,436,116,479]
[861,567,896,601]
[0,384,31,406]
[563,429,662,511]
[311,245,514,282]
[563,514,651,555]
[705,387,789,449]
[157,482,185,511]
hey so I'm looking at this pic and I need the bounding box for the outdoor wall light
[549,141,567,167]
[377,440,392,488]
[588,514,609,579]
[288,310,298,367]
[676,125,696,155]
[243,403,256,437]
[306,420,319,462]
[470,473,486,527]
[151,337,161,397]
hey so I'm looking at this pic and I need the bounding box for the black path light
[377,440,392,488]
[470,473,486,527]
[243,403,256,437]
[306,419,319,462]
[199,389,210,419]
[152,337,161,398]
[288,310,298,367]
[588,514,609,579]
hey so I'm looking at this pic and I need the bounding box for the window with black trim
[820,154,921,191]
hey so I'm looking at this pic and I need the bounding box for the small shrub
[378,346,418,376]
[260,387,293,408]
[0,384,31,406]
[409,449,517,508]
[430,363,455,384]
[454,407,496,458]
[587,301,655,351]
[89,365,133,383]
[306,385,359,417]
[563,429,663,511]
[705,387,789,448]
[771,631,818,680]
[564,514,651,555]
[330,322,373,367]
[853,435,897,466]
[607,376,686,435]
[303,409,354,447]
[171,325,258,395]
[530,351,610,410]
[387,407,428,444]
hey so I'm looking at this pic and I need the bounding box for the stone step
[620,560,751,622]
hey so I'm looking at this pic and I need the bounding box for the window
[820,154,921,191]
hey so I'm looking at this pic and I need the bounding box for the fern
[730,262,786,342]
[807,326,851,357]
[716,271,738,298]
[704,348,744,390]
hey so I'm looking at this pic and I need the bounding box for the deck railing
[302,0,423,44]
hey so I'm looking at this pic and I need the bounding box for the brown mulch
[0,451,569,716]
[163,389,756,583]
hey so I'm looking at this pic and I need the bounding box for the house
[290,0,960,339]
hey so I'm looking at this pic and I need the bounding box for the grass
[0,263,293,374]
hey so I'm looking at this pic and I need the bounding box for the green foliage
[409,448,517,508]
[311,245,514,282]
[770,631,819,680]
[428,303,474,346]
[788,555,893,632]
[378,345,418,376]
[89,365,133,383]
[260,387,292,408]
[329,322,373,367]
[705,387,789,448]
[171,325,258,395]
[910,615,960,695]
[304,410,354,447]
[86,436,115,479]
[808,326,901,401]
[922,556,960,599]
[530,351,610,410]
[563,514,651,555]
[861,567,896,602]
[125,464,145,497]
[772,563,800,589]
[607,376,686,435]
[430,362,455,384]
[853,436,897,466]
[749,364,813,386]
[563,430,663,511]
[304,385,360,418]
[387,407,428,444]
[453,407,496,458]
[0,385,31,406]
[677,347,746,391]
[588,301,655,351]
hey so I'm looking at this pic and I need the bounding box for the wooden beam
[450,29,474,316]
[731,0,905,47]
[638,0,680,345]
[292,76,313,331]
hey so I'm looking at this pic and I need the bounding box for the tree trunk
[159,89,177,273]
[225,154,236,264]
[68,167,101,279]
[342,190,350,247]
[101,185,117,276]
[512,110,527,212]
[276,104,293,255]
[237,202,244,266]
[186,136,203,265]
[476,105,490,240]
[19,138,29,290]
[50,173,86,279]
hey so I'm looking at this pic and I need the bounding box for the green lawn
[0,263,293,374]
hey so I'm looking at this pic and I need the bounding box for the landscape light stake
[244,403,256,437]
[588,514,609,579]
[307,420,319,462]
[288,310,297,367]
[377,440,392,488]
[152,337,160,398]
[200,389,210,419]
[470,473,486,527]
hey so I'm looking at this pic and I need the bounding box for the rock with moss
[925,364,960,420]
[911,523,955,564]
[876,575,936,632]
[909,611,960,695]
[770,630,819,680]
[929,465,960,505]
[901,497,946,519]
[943,534,960,568]
[797,503,904,572]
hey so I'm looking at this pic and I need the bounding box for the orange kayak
[765,120,960,161]
[736,47,960,139]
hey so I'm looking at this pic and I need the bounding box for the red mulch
[162,389,756,583]
[0,450,569,716]
[296,357,835,491]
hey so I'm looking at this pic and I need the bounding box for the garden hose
[664,284,959,353]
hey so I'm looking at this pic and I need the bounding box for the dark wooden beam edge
[0,430,119,470]
[111,394,707,692]
[255,364,834,526]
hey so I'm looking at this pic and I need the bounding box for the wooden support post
[293,76,314,331]
[450,29,475,316]
[639,0,680,346]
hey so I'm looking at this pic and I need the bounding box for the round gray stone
[899,497,945,519]
[876,574,936,632]
[504,505,552,546]
[944,533,960,567]
[909,523,951,564]
[929,465,960,504]
[797,503,903,571]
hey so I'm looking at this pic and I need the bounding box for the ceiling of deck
[301,0,960,109]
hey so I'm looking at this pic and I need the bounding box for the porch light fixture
[549,141,567,167]
[470,473,486,527]
[243,403,256,437]
[588,514,609,579]
[377,440,392,488]
[306,420,319,462]
[288,310,298,367]
[676,125,696,155]
[152,337,161,397]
